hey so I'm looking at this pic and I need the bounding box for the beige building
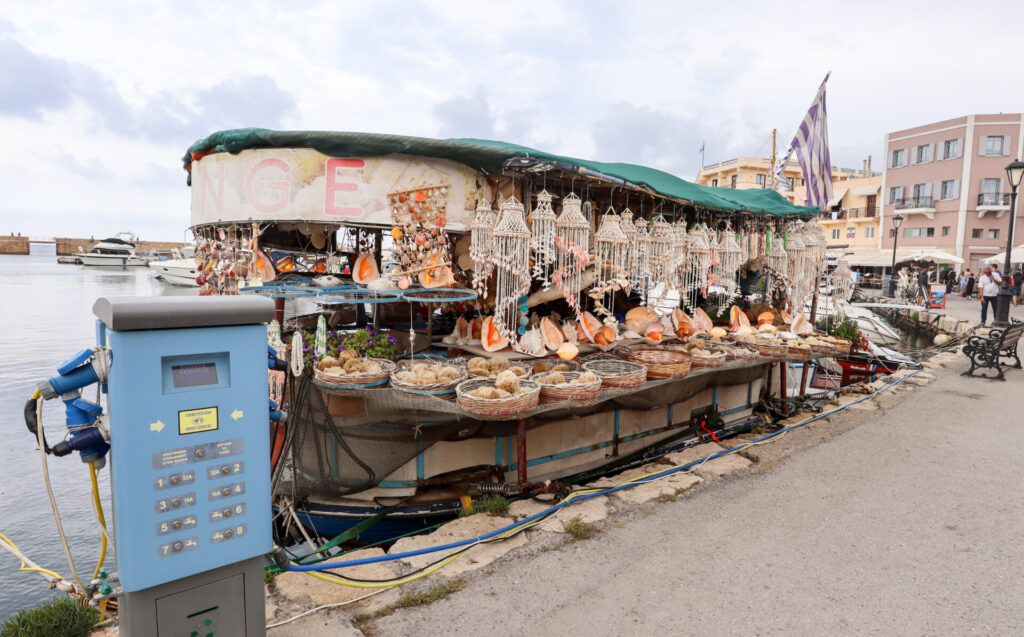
[696,156,876,207]
[819,174,882,249]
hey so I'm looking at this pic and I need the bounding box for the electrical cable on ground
[265,588,389,629]
[282,368,922,589]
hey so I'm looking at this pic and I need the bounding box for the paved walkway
[376,356,1024,636]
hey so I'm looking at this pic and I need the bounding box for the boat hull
[81,253,149,267]
[149,259,199,286]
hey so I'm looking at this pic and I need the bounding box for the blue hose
[285,368,922,572]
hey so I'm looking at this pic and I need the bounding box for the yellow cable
[0,532,64,580]
[88,463,107,580]
[31,389,41,400]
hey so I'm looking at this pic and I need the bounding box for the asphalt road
[376,356,1024,636]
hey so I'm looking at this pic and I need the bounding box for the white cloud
[2,1,1024,239]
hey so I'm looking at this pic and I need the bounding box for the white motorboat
[149,247,198,286]
[80,233,149,267]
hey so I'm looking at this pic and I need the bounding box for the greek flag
[788,73,833,210]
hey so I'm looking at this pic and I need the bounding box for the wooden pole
[799,274,820,397]
[517,419,528,489]
[779,360,789,418]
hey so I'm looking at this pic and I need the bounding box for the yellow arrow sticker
[150,420,165,433]
[231,409,244,421]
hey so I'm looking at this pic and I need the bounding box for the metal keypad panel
[152,438,244,470]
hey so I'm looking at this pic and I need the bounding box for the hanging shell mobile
[491,196,532,347]
[552,192,591,319]
[528,190,558,287]
[619,209,639,290]
[717,223,743,300]
[632,215,651,302]
[470,199,496,297]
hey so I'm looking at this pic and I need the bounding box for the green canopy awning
[183,129,818,217]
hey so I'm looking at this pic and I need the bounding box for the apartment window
[888,185,904,204]
[904,227,935,238]
[730,175,737,188]
[982,178,1000,193]
[971,228,983,239]
[846,227,856,239]
[865,226,875,239]
[913,144,933,164]
[890,148,907,168]
[942,226,950,236]
[988,229,1000,239]
[983,135,1007,156]
[711,178,718,187]
[942,138,962,159]
[940,179,959,200]
[831,228,840,240]
[912,183,932,202]
[756,174,766,187]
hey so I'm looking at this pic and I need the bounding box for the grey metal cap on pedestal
[93,296,275,331]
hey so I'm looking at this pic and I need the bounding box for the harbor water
[0,249,196,619]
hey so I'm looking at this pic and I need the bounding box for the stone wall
[0,237,30,254]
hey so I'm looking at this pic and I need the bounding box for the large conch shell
[442,316,472,345]
[729,306,753,336]
[625,307,659,333]
[645,321,665,342]
[519,326,546,357]
[540,317,565,351]
[780,310,794,326]
[791,312,813,336]
[757,311,776,327]
[561,320,580,345]
[671,308,699,339]
[594,324,617,347]
[353,253,380,284]
[252,249,276,283]
[481,316,508,352]
[576,312,602,343]
[693,308,713,334]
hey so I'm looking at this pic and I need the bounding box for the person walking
[965,270,976,298]
[944,268,956,294]
[979,267,1002,325]
[917,266,931,306]
[1013,268,1023,306]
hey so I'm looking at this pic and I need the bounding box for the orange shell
[353,253,380,284]
[597,325,616,342]
[391,227,403,241]
[577,312,602,343]
[481,316,508,352]
[540,317,565,351]
[729,306,751,332]
[757,311,775,326]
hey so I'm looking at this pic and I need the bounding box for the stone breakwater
[0,237,187,256]
[0,237,30,254]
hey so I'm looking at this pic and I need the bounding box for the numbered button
[153,470,194,492]
[155,492,196,514]
[208,482,246,502]
[209,502,246,523]
[158,536,198,558]
[207,461,245,480]
[157,515,197,536]
[210,524,247,544]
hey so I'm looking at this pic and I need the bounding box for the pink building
[879,113,1023,271]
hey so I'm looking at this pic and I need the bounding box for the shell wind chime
[619,209,638,290]
[647,215,676,295]
[672,220,690,291]
[765,229,789,299]
[831,256,853,302]
[553,192,591,318]
[590,210,629,323]
[528,190,558,287]
[470,199,496,297]
[717,223,743,301]
[803,220,827,282]
[633,216,651,302]
[491,197,532,345]
[388,185,452,290]
[681,225,711,310]
[786,227,810,308]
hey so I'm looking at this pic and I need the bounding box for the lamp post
[992,158,1024,327]
[887,214,905,297]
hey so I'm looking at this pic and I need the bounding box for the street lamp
[993,158,1024,326]
[887,214,905,297]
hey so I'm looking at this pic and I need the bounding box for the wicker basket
[620,347,692,379]
[689,350,727,368]
[314,358,395,389]
[742,339,789,358]
[527,358,582,375]
[533,371,603,401]
[714,343,758,360]
[582,359,648,388]
[805,342,833,356]
[390,359,467,395]
[785,344,813,361]
[466,359,533,380]
[828,338,853,355]
[456,377,540,416]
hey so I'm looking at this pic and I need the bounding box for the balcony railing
[894,197,934,209]
[978,192,1010,206]
[847,206,877,218]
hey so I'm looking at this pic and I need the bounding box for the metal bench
[961,321,1024,381]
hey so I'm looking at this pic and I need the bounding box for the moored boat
[80,233,149,267]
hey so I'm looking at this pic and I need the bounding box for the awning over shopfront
[983,245,1024,264]
[839,248,963,267]
[852,184,879,197]
[826,188,847,208]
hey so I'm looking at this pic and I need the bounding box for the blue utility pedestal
[93,296,274,637]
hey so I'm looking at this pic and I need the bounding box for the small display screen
[171,363,219,388]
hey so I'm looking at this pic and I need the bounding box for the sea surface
[0,248,196,619]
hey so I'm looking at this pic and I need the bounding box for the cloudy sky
[2,1,1022,240]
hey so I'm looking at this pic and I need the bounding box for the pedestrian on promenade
[1013,268,1022,306]
[964,270,976,298]
[944,268,956,294]
[916,266,931,306]
[979,267,1001,325]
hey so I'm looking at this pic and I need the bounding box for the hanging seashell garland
[528,190,558,287]
[388,185,452,288]
[682,225,711,310]
[648,215,676,297]
[593,210,629,291]
[470,199,496,297]
[315,315,327,359]
[672,220,690,291]
[717,223,743,301]
[633,215,651,302]
[785,225,809,308]
[290,331,304,377]
[765,229,789,299]
[619,209,638,290]
[831,256,853,301]
[552,192,591,319]
[491,197,532,345]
